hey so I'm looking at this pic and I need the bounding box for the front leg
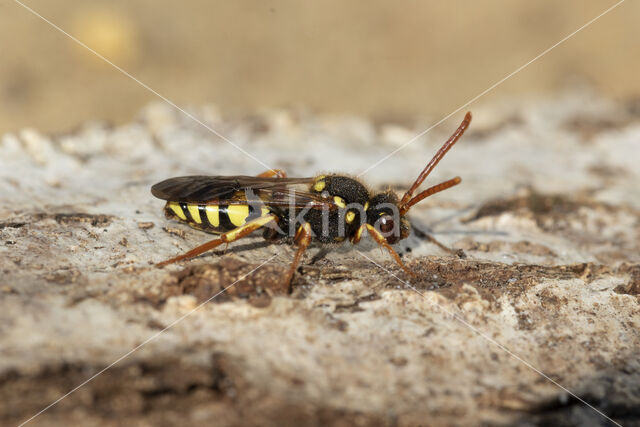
[413,226,465,258]
[352,224,414,276]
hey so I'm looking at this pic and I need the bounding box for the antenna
[398,112,471,215]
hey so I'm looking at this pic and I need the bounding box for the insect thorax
[301,175,371,242]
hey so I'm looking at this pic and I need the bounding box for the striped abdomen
[164,202,271,234]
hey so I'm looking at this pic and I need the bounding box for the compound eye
[379,215,394,233]
[378,215,398,243]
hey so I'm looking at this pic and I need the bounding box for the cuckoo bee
[152,112,471,286]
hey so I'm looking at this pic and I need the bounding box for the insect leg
[156,214,278,267]
[413,226,465,258]
[352,224,415,277]
[256,169,287,178]
[284,222,312,291]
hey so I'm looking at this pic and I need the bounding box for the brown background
[1,0,637,134]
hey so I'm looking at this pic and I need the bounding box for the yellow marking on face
[334,196,346,208]
[364,202,369,211]
[313,180,326,192]
[345,211,356,224]
[168,202,187,220]
[227,205,250,227]
[261,207,271,216]
[187,204,202,224]
[205,205,220,227]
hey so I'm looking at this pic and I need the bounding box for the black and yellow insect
[152,112,472,285]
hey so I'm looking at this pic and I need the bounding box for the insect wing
[151,175,339,209]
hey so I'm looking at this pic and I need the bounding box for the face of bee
[366,192,410,244]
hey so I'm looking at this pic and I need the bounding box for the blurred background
[1,0,637,134]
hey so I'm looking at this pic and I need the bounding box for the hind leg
[157,215,278,267]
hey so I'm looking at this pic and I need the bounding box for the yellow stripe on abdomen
[227,205,250,227]
[224,205,272,228]
[187,204,202,224]
[205,205,220,227]
[167,202,187,220]
[167,201,271,232]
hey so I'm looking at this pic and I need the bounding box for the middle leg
[256,169,287,178]
[283,222,312,291]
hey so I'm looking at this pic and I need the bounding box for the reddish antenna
[398,112,471,215]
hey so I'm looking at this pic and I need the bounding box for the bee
[152,112,471,286]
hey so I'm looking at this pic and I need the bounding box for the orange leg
[352,224,415,277]
[284,222,312,291]
[156,215,278,267]
[256,169,287,178]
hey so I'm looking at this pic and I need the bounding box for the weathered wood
[1,95,639,426]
